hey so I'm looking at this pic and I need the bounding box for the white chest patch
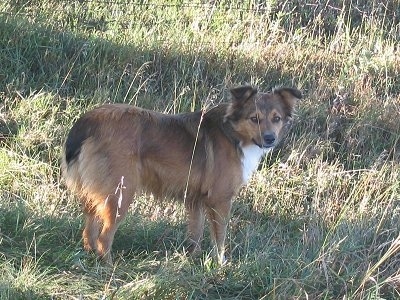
[241,144,271,184]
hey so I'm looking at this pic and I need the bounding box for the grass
[0,0,399,298]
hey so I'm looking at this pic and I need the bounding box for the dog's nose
[263,133,276,146]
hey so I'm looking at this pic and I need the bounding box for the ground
[0,0,399,299]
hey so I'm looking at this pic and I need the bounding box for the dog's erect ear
[225,86,258,122]
[274,87,302,117]
[229,86,258,104]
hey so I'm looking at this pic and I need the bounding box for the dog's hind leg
[96,212,118,264]
[206,200,232,265]
[96,182,134,264]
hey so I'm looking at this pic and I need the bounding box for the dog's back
[62,104,237,201]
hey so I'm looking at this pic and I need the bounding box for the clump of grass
[0,0,399,298]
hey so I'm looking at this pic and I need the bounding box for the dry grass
[0,0,399,298]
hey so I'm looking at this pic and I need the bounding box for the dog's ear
[274,87,302,117]
[225,86,258,122]
[229,86,258,104]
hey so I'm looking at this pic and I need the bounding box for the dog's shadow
[111,213,189,259]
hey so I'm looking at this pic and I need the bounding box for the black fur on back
[64,116,97,165]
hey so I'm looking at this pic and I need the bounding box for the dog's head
[225,85,302,149]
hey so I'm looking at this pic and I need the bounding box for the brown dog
[61,85,301,264]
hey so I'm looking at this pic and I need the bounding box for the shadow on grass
[0,286,46,300]
[0,203,188,267]
[0,202,189,297]
[0,12,300,106]
[1,191,399,298]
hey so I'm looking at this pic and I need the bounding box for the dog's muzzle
[253,133,276,149]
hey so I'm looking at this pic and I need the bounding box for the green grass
[1,0,399,298]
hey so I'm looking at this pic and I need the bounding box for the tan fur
[61,85,301,264]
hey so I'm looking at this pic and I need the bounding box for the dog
[61,85,301,264]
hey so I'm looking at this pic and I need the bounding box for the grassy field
[0,0,399,298]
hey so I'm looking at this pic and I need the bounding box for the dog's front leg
[82,210,101,252]
[186,202,205,255]
[206,200,232,265]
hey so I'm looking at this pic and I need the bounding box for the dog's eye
[272,116,281,123]
[250,116,259,123]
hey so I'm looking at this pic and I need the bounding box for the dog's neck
[203,105,242,148]
[240,144,271,184]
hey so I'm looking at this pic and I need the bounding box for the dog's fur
[61,85,301,264]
